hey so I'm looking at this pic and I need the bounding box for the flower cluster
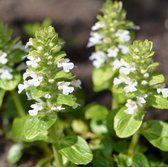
[113,40,168,114]
[18,26,81,116]
[0,22,25,82]
[87,0,135,69]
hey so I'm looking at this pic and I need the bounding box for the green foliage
[23,19,51,37]
[141,120,168,151]
[0,72,21,91]
[0,89,5,106]
[147,95,168,109]
[133,153,150,167]
[56,136,93,165]
[23,115,57,142]
[114,107,145,138]
[92,65,115,91]
[1,0,168,166]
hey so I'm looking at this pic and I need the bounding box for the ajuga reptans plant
[11,26,93,166]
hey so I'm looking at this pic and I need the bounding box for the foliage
[0,0,168,166]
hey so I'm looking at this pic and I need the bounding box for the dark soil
[0,0,168,166]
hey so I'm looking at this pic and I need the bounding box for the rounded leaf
[114,107,144,138]
[56,136,93,165]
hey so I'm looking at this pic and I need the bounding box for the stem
[10,90,25,117]
[52,145,64,167]
[127,133,140,156]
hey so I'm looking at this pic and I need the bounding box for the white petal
[28,109,38,116]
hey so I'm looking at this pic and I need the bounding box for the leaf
[7,143,23,164]
[114,107,144,138]
[85,103,109,121]
[29,86,49,99]
[147,95,168,109]
[0,89,5,107]
[133,153,150,167]
[0,72,21,90]
[149,74,165,86]
[141,120,168,151]
[56,136,93,165]
[57,94,76,107]
[11,116,28,141]
[92,66,115,92]
[24,115,56,142]
[90,120,108,135]
[9,49,26,64]
[115,153,132,167]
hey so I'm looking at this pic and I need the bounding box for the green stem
[10,90,25,117]
[127,133,140,156]
[52,145,64,167]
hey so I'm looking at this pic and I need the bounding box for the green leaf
[90,120,108,135]
[24,115,56,142]
[114,108,145,138]
[23,19,51,37]
[57,94,76,107]
[0,89,5,107]
[11,116,28,141]
[147,95,168,109]
[115,153,132,167]
[9,49,26,64]
[149,74,165,86]
[29,86,49,99]
[7,143,23,164]
[133,153,150,167]
[92,66,115,92]
[56,136,93,165]
[141,120,168,151]
[54,71,73,80]
[0,72,21,90]
[85,103,109,121]
[93,153,114,167]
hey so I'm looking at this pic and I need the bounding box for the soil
[0,0,168,166]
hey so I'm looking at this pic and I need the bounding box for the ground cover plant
[1,0,168,166]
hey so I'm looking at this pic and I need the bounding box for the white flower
[24,70,43,87]
[28,102,43,116]
[115,30,131,42]
[124,99,138,115]
[136,94,148,104]
[157,88,168,98]
[91,22,105,31]
[51,106,65,111]
[27,76,43,87]
[144,73,149,78]
[107,48,119,58]
[124,80,137,93]
[57,58,74,72]
[113,76,125,85]
[87,32,103,47]
[18,84,26,94]
[57,82,74,95]
[0,67,13,80]
[0,51,8,64]
[45,94,51,99]
[141,80,148,86]
[26,55,41,68]
[113,59,123,70]
[89,51,106,67]
[119,45,129,54]
[71,79,81,88]
[120,64,136,75]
